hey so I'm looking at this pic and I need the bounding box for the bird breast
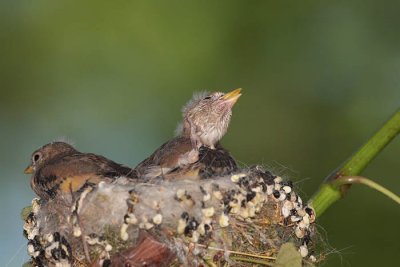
[197,125,224,149]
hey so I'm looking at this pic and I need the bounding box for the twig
[230,256,274,266]
[333,176,400,205]
[202,245,276,260]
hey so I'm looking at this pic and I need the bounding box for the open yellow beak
[222,88,242,104]
[24,165,34,174]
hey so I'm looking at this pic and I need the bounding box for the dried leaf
[20,205,32,221]
[274,242,302,267]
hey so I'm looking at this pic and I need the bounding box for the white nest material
[24,166,317,267]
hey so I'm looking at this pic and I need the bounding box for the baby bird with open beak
[182,88,242,149]
[134,88,242,180]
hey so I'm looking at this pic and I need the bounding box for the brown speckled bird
[134,88,241,180]
[181,88,242,149]
[24,142,136,200]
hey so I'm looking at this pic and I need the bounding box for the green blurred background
[1,1,399,266]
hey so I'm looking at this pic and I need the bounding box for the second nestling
[134,88,242,180]
[24,142,137,200]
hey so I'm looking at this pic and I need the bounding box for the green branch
[333,176,400,205]
[309,109,400,216]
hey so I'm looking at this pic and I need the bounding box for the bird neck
[180,119,192,138]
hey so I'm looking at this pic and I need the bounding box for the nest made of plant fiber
[22,166,325,267]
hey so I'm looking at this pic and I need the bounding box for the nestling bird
[134,88,241,180]
[25,141,137,200]
[181,88,242,149]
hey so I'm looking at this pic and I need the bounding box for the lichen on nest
[23,166,322,267]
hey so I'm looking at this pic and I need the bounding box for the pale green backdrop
[1,1,399,266]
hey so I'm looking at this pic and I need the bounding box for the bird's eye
[204,96,212,100]
[33,153,41,163]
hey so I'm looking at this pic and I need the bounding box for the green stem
[308,184,341,217]
[327,109,400,181]
[309,109,400,216]
[333,176,400,205]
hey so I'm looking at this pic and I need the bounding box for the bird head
[24,142,78,174]
[179,88,242,148]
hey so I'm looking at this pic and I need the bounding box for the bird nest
[22,166,324,266]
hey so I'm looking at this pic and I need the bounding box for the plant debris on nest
[23,166,323,267]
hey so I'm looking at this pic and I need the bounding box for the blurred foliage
[0,1,399,266]
[275,243,303,267]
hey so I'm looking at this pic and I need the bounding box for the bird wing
[134,137,237,180]
[134,136,194,179]
[163,143,237,180]
[196,144,238,178]
[32,153,135,199]
[40,153,134,177]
